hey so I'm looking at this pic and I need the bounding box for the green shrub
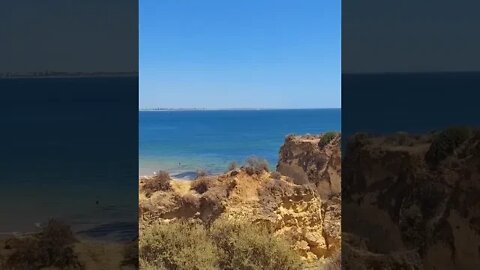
[425,127,472,167]
[244,156,270,175]
[143,170,172,197]
[5,219,82,270]
[143,171,172,197]
[210,219,303,270]
[139,219,303,270]
[319,132,338,147]
[140,222,218,270]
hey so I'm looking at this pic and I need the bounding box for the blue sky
[140,0,340,109]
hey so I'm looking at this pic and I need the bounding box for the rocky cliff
[139,133,342,268]
[343,128,480,269]
[277,133,341,200]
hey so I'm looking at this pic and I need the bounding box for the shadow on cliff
[342,127,480,269]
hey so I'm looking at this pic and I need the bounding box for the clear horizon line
[139,107,341,111]
[343,70,480,75]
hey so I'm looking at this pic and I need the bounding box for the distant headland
[0,71,137,79]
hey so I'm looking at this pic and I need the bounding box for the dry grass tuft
[191,177,214,194]
[180,193,201,208]
[142,170,172,197]
[244,156,270,175]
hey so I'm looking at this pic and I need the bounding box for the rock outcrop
[140,169,339,266]
[140,133,342,268]
[277,133,341,200]
[343,128,480,269]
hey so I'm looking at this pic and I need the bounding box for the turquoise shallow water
[140,109,340,177]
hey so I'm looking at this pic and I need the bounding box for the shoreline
[140,170,223,181]
[0,221,137,243]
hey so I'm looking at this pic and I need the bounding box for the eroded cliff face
[343,130,480,270]
[277,134,341,200]
[140,170,340,266]
[139,133,342,268]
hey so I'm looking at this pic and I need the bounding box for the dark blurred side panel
[342,0,480,269]
[0,1,138,269]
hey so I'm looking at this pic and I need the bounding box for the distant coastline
[140,107,341,112]
[0,71,137,79]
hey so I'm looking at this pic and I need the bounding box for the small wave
[76,222,137,242]
[171,171,197,180]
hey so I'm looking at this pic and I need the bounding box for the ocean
[139,109,341,178]
[0,77,138,241]
[0,77,339,240]
[342,72,480,136]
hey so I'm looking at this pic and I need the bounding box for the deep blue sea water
[343,72,480,137]
[139,109,341,177]
[0,77,137,241]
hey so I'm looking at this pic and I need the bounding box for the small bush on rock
[191,177,213,194]
[425,127,472,167]
[244,156,270,175]
[320,131,338,147]
[210,219,303,270]
[138,219,303,270]
[140,222,218,270]
[5,219,82,270]
[143,170,172,197]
